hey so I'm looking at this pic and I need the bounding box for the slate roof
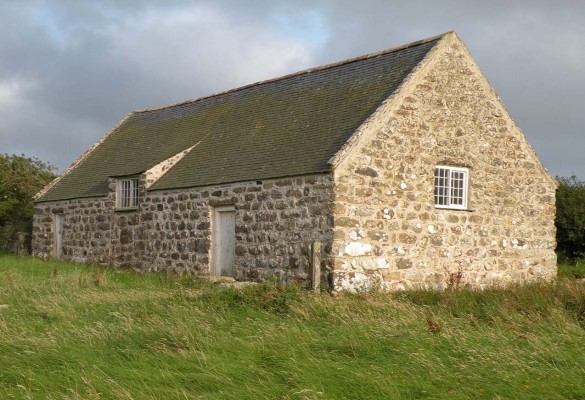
[37,33,444,202]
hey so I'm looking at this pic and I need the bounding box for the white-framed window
[434,166,469,210]
[117,178,139,209]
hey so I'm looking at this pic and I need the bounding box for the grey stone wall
[331,34,557,291]
[32,173,334,284]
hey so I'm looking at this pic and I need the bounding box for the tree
[555,175,585,261]
[0,154,57,252]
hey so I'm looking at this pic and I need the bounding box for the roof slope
[38,34,443,202]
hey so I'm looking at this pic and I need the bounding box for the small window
[117,178,139,209]
[434,166,469,210]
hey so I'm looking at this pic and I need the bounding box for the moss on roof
[38,34,442,202]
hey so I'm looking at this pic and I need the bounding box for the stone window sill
[115,207,138,213]
[434,206,475,212]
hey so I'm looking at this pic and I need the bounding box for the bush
[0,154,56,252]
[555,175,585,261]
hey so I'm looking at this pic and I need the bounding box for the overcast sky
[0,1,583,178]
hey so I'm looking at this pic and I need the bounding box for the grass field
[0,255,584,399]
[558,259,585,280]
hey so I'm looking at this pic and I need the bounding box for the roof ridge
[134,31,450,114]
[37,32,444,201]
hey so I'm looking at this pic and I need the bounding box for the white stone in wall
[362,259,388,270]
[363,259,377,270]
[344,242,372,256]
[338,271,371,292]
[383,208,391,219]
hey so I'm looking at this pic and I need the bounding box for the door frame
[210,205,236,277]
[53,213,64,259]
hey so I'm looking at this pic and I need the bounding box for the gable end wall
[331,33,557,291]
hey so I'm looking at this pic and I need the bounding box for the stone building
[33,32,557,291]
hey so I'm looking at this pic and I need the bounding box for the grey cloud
[306,0,585,178]
[0,0,583,179]
[0,1,315,170]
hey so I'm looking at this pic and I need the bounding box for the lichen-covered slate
[37,35,442,202]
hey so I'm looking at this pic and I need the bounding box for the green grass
[558,259,585,279]
[0,255,584,399]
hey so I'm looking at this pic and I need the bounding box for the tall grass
[558,259,585,279]
[0,254,584,399]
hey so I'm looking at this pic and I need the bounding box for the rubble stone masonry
[331,33,557,291]
[33,174,334,284]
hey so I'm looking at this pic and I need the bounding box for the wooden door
[212,206,236,277]
[54,214,64,259]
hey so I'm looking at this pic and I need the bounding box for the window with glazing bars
[118,178,139,209]
[434,166,468,209]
